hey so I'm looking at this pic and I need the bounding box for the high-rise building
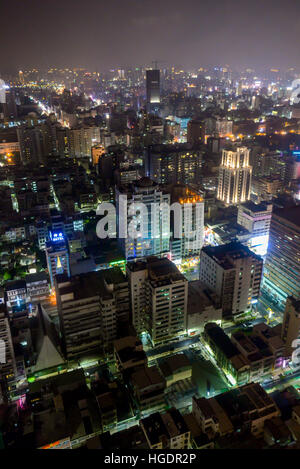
[46,230,71,287]
[215,118,233,137]
[263,206,300,310]
[0,307,17,402]
[146,143,202,186]
[3,90,17,120]
[146,69,160,114]
[0,79,6,104]
[116,177,170,261]
[187,119,205,147]
[114,162,142,186]
[55,268,129,359]
[57,126,100,159]
[170,185,204,260]
[17,126,44,165]
[217,147,252,205]
[281,297,300,356]
[127,257,188,344]
[91,144,105,165]
[237,201,273,256]
[199,242,263,318]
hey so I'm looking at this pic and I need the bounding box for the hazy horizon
[1,0,300,74]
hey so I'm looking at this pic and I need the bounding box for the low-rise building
[130,365,166,414]
[96,392,118,431]
[203,323,284,385]
[183,413,214,449]
[158,353,192,387]
[114,336,147,372]
[140,408,190,449]
[193,382,280,438]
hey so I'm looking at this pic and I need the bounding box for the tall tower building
[4,90,17,119]
[127,257,188,344]
[199,242,263,319]
[170,185,204,260]
[116,177,170,261]
[147,143,202,186]
[0,79,6,104]
[263,206,300,310]
[46,230,70,288]
[55,268,129,359]
[217,147,252,205]
[281,297,300,356]
[146,69,160,114]
[0,307,17,402]
[17,126,44,165]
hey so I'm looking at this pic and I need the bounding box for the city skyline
[1,0,300,453]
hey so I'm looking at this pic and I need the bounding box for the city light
[1,1,300,452]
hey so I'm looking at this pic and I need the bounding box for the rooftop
[131,365,165,390]
[159,353,191,378]
[240,201,272,213]
[56,267,127,302]
[202,241,262,268]
[205,323,239,358]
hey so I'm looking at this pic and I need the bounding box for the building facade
[217,147,252,205]
[263,206,300,310]
[199,242,263,318]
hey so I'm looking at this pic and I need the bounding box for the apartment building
[127,257,188,344]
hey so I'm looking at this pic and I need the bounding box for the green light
[28,376,36,383]
[110,260,125,266]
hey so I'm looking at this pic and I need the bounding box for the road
[146,335,200,361]
[257,292,283,325]
[262,367,300,393]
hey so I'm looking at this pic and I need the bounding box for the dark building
[146,143,202,186]
[263,206,300,310]
[146,69,160,115]
[187,119,205,147]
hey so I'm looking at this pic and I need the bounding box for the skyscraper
[0,79,6,104]
[146,143,202,186]
[263,206,300,310]
[3,90,17,120]
[217,147,252,205]
[170,185,204,260]
[116,177,170,261]
[127,257,188,343]
[199,242,263,319]
[55,268,129,359]
[0,307,17,402]
[146,69,160,114]
[281,297,300,356]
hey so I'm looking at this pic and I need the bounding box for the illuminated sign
[50,231,65,242]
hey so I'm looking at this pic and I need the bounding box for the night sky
[1,0,300,72]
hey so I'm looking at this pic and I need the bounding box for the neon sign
[50,231,65,242]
